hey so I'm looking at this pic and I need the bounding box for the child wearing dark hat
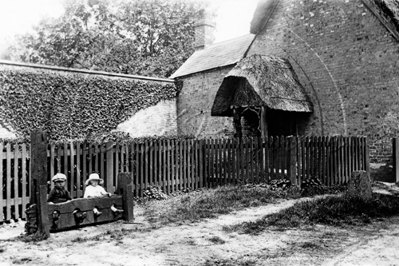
[48,173,72,204]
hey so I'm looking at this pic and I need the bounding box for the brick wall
[247,0,399,167]
[176,67,235,138]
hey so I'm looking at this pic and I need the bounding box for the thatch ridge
[250,0,280,34]
[372,0,399,31]
[211,54,313,116]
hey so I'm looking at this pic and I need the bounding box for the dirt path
[1,193,399,266]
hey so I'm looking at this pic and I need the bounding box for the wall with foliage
[0,65,177,141]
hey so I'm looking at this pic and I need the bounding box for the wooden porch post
[260,106,268,139]
[233,107,242,138]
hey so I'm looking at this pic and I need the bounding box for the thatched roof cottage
[172,0,399,169]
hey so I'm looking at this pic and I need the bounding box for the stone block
[347,170,372,200]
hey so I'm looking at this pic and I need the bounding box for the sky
[0,0,258,54]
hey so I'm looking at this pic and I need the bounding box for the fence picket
[82,142,87,191]
[283,136,288,180]
[210,139,217,187]
[218,139,222,185]
[299,137,305,182]
[341,137,345,183]
[57,143,62,175]
[184,139,189,189]
[209,139,213,187]
[264,137,269,182]
[76,143,81,197]
[222,139,227,184]
[21,143,27,219]
[323,137,328,186]
[251,138,255,183]
[50,144,55,190]
[161,140,166,193]
[94,143,99,174]
[88,143,93,175]
[230,138,236,184]
[149,140,154,188]
[226,139,231,185]
[164,140,169,193]
[139,143,144,197]
[191,140,196,190]
[70,142,75,197]
[13,144,19,219]
[199,139,204,189]
[258,137,264,183]
[6,144,11,220]
[335,137,340,185]
[177,139,182,190]
[221,139,226,185]
[157,140,161,189]
[213,139,217,186]
[0,143,3,220]
[170,139,175,193]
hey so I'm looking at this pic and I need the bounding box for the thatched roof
[211,55,313,116]
[170,34,255,78]
[250,0,280,34]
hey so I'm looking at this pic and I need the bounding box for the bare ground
[1,184,399,266]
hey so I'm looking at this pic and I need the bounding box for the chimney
[193,9,215,50]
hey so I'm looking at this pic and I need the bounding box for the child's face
[91,180,99,187]
[54,180,65,188]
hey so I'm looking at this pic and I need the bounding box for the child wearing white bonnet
[83,173,123,216]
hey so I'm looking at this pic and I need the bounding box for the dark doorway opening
[267,109,310,136]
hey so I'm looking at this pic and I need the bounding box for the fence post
[106,142,114,193]
[394,138,399,183]
[30,130,50,238]
[287,136,297,186]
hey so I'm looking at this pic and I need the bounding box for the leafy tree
[6,0,208,77]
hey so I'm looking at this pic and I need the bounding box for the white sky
[0,0,258,54]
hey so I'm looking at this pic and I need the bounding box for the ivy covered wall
[0,65,177,141]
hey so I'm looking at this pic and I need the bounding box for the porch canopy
[211,54,313,116]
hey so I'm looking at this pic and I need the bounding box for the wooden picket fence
[1,136,369,222]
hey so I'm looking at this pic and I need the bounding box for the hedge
[0,65,178,141]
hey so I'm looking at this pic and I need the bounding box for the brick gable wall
[247,0,399,169]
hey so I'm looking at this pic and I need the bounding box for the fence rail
[1,136,369,222]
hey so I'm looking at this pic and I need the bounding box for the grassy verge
[141,185,302,225]
[224,193,399,235]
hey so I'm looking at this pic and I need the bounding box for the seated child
[48,173,85,223]
[84,173,123,216]
[48,173,72,204]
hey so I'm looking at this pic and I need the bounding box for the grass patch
[225,193,399,234]
[12,257,33,264]
[71,228,137,243]
[204,258,257,266]
[208,236,226,245]
[142,185,301,225]
[16,232,49,243]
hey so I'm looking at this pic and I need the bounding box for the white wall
[0,125,16,139]
[116,99,177,138]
